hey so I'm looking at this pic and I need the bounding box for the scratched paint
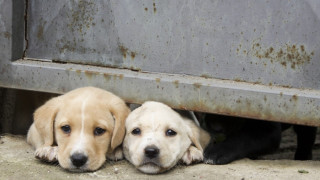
[2,0,320,126]
[26,0,320,90]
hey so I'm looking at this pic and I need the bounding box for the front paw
[35,146,58,162]
[181,146,203,165]
[203,143,236,165]
[107,146,123,161]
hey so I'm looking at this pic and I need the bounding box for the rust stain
[145,7,148,11]
[200,74,211,79]
[58,43,76,53]
[181,100,210,113]
[131,52,136,59]
[119,45,137,60]
[103,73,111,81]
[3,31,11,39]
[112,74,124,80]
[252,43,312,69]
[292,94,298,101]
[68,0,96,34]
[119,45,128,58]
[237,40,314,69]
[155,78,161,83]
[55,1,99,54]
[153,2,157,13]
[233,78,246,83]
[138,94,318,126]
[193,83,201,89]
[75,69,82,75]
[84,70,97,79]
[173,80,179,88]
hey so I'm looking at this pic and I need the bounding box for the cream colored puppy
[27,87,130,172]
[123,101,210,174]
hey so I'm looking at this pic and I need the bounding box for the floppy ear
[186,120,203,151]
[107,96,131,151]
[185,120,211,151]
[33,96,60,147]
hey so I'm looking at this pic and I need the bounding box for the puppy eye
[61,125,71,134]
[131,128,141,135]
[94,127,106,136]
[166,129,177,136]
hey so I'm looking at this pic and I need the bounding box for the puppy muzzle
[144,145,160,159]
[70,153,88,168]
[140,145,162,169]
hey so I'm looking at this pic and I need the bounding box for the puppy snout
[144,146,160,159]
[70,153,88,167]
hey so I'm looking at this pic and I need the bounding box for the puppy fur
[27,87,130,172]
[203,114,281,165]
[123,101,210,174]
[202,114,317,165]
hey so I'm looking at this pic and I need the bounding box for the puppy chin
[66,166,89,173]
[138,163,164,174]
[137,160,167,174]
[59,160,100,172]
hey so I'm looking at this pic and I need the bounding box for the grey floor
[1,128,320,180]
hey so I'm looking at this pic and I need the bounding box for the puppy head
[123,101,202,174]
[33,87,130,171]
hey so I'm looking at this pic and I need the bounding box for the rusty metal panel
[1,59,320,127]
[0,0,25,61]
[26,0,320,89]
[0,0,12,61]
[1,0,320,126]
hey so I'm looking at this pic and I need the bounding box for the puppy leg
[106,146,123,161]
[204,120,281,165]
[35,146,58,162]
[294,125,317,160]
[181,146,203,165]
[27,124,43,149]
[27,124,58,162]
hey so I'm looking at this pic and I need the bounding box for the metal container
[1,0,320,125]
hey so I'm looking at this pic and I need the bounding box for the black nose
[70,153,88,167]
[144,146,160,159]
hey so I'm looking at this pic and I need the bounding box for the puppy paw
[35,146,58,162]
[203,143,236,165]
[107,146,123,161]
[181,146,203,165]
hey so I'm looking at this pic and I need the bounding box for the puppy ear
[108,97,131,151]
[33,97,60,147]
[181,120,211,164]
[186,120,211,152]
[186,120,203,151]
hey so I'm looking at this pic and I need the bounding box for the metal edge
[0,59,319,126]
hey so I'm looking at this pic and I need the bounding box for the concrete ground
[1,128,320,180]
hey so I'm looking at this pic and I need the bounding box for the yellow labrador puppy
[123,101,210,174]
[27,87,130,172]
